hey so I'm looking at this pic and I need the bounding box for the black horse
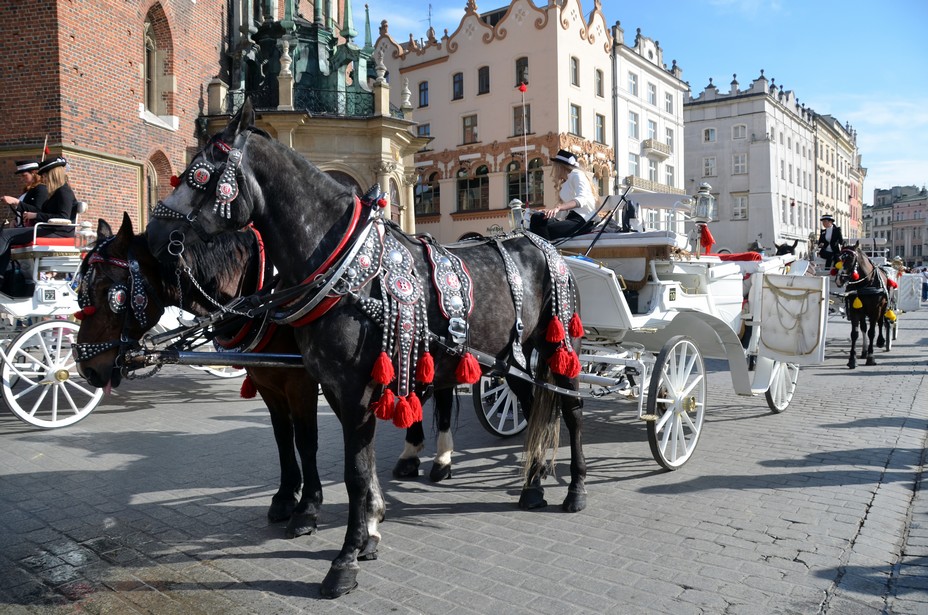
[74,214,464,538]
[144,100,587,598]
[834,242,890,368]
[774,238,799,256]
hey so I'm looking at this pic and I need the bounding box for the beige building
[814,115,859,236]
[374,0,687,241]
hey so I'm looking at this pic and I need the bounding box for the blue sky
[362,0,928,203]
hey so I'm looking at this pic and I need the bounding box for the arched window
[507,160,523,204]
[457,165,489,211]
[389,178,401,224]
[325,170,362,195]
[142,5,175,125]
[415,172,440,215]
[145,161,158,213]
[515,56,529,87]
[527,158,545,207]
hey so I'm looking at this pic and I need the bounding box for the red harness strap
[214,224,272,350]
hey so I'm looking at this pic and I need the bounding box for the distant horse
[834,242,890,368]
[74,214,454,539]
[774,239,799,256]
[144,99,587,598]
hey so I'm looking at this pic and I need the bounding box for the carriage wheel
[1,320,104,429]
[764,361,799,413]
[472,374,528,437]
[645,336,706,470]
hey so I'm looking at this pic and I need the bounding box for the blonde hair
[552,159,599,200]
[43,167,68,195]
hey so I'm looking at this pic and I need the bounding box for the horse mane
[178,230,261,307]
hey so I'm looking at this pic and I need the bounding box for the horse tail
[521,362,561,481]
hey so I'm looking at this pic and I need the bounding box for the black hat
[551,149,580,168]
[820,214,834,222]
[14,160,39,174]
[37,157,67,175]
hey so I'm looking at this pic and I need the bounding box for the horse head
[774,239,799,256]
[75,213,168,389]
[835,241,866,288]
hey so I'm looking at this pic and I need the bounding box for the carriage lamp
[75,221,97,251]
[508,198,525,231]
[692,183,716,224]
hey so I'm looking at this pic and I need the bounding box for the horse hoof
[320,565,359,599]
[358,536,380,561]
[267,500,296,523]
[562,490,587,513]
[866,358,877,366]
[285,513,318,539]
[429,462,452,482]
[392,457,420,479]
[518,487,548,510]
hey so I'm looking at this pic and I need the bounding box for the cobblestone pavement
[0,308,926,614]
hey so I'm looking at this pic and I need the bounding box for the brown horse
[74,214,449,539]
[834,242,889,368]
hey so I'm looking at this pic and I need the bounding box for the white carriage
[0,218,105,428]
[474,189,828,469]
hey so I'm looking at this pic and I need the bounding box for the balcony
[623,176,685,194]
[642,139,671,161]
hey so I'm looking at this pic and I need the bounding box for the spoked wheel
[764,361,799,413]
[1,320,104,428]
[472,374,528,437]
[645,336,706,470]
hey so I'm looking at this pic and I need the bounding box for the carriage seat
[558,230,688,290]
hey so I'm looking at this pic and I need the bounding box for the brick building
[0,0,224,228]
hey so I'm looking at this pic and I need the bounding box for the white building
[684,72,817,255]
[374,0,687,241]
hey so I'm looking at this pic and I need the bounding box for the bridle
[72,237,163,362]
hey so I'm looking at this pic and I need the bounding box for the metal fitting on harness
[448,317,468,345]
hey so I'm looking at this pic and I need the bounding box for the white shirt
[558,169,596,221]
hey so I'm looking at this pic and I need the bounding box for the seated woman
[1,160,48,227]
[0,156,77,281]
[529,149,598,240]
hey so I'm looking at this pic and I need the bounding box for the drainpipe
[611,22,621,195]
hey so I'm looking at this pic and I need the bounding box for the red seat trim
[12,237,77,248]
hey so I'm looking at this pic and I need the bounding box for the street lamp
[508,198,525,231]
[692,183,716,256]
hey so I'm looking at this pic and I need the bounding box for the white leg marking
[434,430,453,467]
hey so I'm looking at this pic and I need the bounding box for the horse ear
[117,211,135,239]
[222,98,255,143]
[96,218,113,240]
[791,239,798,247]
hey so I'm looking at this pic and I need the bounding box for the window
[628,72,638,96]
[628,111,639,139]
[733,153,747,174]
[527,157,545,206]
[477,66,490,95]
[507,161,523,204]
[457,165,489,211]
[732,194,748,220]
[664,92,673,113]
[570,57,580,87]
[647,120,657,141]
[703,156,717,176]
[780,159,785,180]
[732,124,746,140]
[788,163,793,183]
[452,72,464,100]
[703,128,716,142]
[569,104,581,136]
[595,69,604,97]
[628,153,639,178]
[665,164,675,187]
[647,83,657,105]
[415,172,440,216]
[513,104,531,136]
[665,127,674,151]
[462,114,478,144]
[416,123,430,138]
[418,81,429,107]
[515,56,529,86]
[648,159,658,182]
[595,114,606,143]
[143,9,174,122]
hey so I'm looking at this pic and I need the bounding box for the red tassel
[699,224,715,254]
[546,315,565,343]
[372,389,395,421]
[416,351,435,384]
[372,351,394,385]
[548,346,571,376]
[393,393,422,429]
[851,271,860,281]
[568,313,584,338]
[565,351,582,379]
[455,352,481,384]
[240,375,257,399]
[887,278,898,289]
[830,268,838,276]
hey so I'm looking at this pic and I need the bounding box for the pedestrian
[529,149,597,240]
[920,266,928,302]
[0,156,78,283]
[1,160,48,228]
[817,214,843,269]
